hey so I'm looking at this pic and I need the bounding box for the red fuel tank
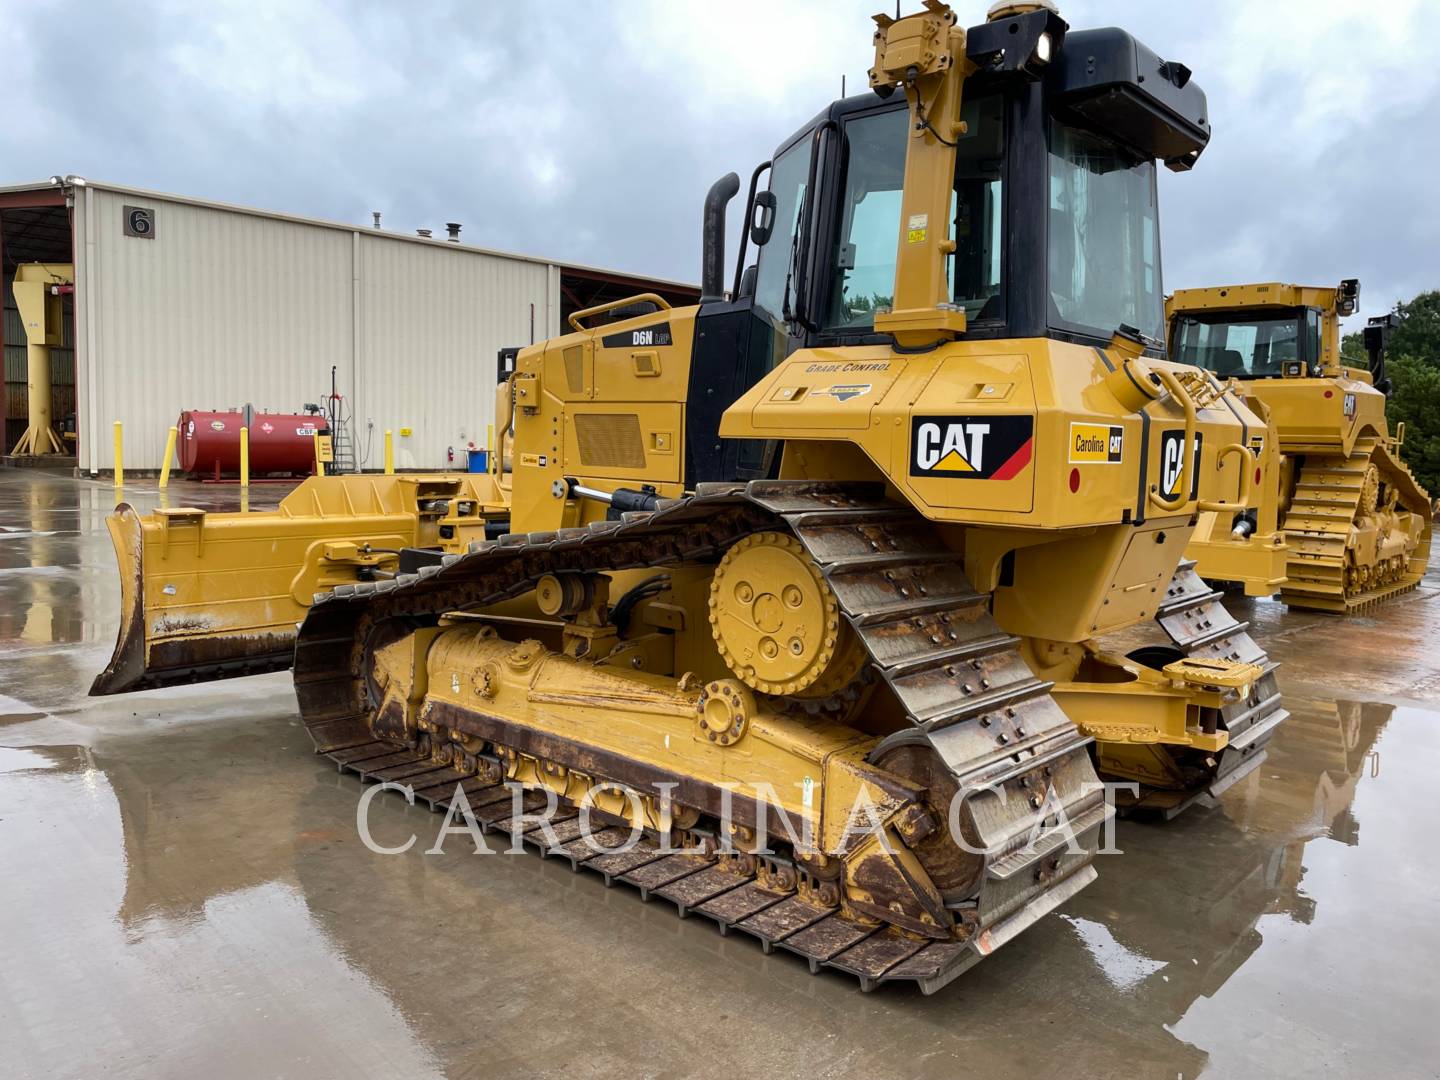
[177,410,327,476]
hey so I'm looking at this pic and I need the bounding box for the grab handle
[1198,442,1253,512]
[567,293,672,332]
[1148,367,1199,513]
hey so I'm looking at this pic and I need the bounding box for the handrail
[732,160,772,299]
[1198,442,1252,512]
[1148,367,1199,514]
[567,293,672,333]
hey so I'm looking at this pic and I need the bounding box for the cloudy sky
[6,0,1436,324]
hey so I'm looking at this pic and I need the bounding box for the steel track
[293,480,1109,994]
[1280,437,1432,614]
[1146,561,1290,816]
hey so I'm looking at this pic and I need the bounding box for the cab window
[753,136,812,331]
[1047,119,1162,342]
[822,93,1004,330]
[1304,308,1322,366]
[1170,311,1304,377]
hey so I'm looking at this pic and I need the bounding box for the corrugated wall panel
[74,186,574,471]
[355,236,552,470]
[85,189,353,469]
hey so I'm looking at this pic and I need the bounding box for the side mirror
[750,191,777,247]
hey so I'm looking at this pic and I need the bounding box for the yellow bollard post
[159,425,177,489]
[113,421,124,489]
[384,429,394,475]
[239,425,250,491]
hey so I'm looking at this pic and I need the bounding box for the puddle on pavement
[4,470,1439,1077]
[0,745,63,773]
[0,730,444,1080]
[0,712,47,728]
[1,693,1435,1078]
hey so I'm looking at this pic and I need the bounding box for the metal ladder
[329,418,356,474]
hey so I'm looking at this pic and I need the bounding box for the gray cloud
[5,0,1434,325]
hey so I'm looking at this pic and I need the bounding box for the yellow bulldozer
[1169,280,1433,612]
[93,2,1290,992]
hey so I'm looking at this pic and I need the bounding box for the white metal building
[1,176,696,472]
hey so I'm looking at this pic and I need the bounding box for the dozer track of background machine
[294,481,1110,994]
[1279,436,1433,614]
[1168,281,1433,612]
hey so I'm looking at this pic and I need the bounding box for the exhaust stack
[700,173,740,303]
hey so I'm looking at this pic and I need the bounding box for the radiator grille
[574,413,646,469]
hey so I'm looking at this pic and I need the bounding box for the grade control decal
[810,383,872,402]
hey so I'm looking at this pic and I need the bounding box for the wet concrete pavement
[3,468,1439,1079]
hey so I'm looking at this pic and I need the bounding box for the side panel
[903,353,1036,513]
[683,301,781,486]
[1246,376,1390,454]
[508,308,699,531]
[722,338,1251,531]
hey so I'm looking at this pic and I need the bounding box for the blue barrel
[466,448,489,473]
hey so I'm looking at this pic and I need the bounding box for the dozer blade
[292,481,1109,994]
[91,474,503,695]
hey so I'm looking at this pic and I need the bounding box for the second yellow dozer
[94,3,1288,991]
[1169,280,1433,612]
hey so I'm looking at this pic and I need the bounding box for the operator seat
[1214,348,1247,376]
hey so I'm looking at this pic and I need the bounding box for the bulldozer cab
[687,7,1211,486]
[734,17,1205,350]
[1166,280,1366,382]
[1169,305,1320,379]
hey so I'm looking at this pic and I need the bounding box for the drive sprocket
[707,531,866,698]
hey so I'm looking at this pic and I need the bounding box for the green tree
[1335,290,1440,494]
[1390,291,1440,361]
[1385,354,1440,495]
[1340,327,1366,365]
[1342,290,1440,368]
